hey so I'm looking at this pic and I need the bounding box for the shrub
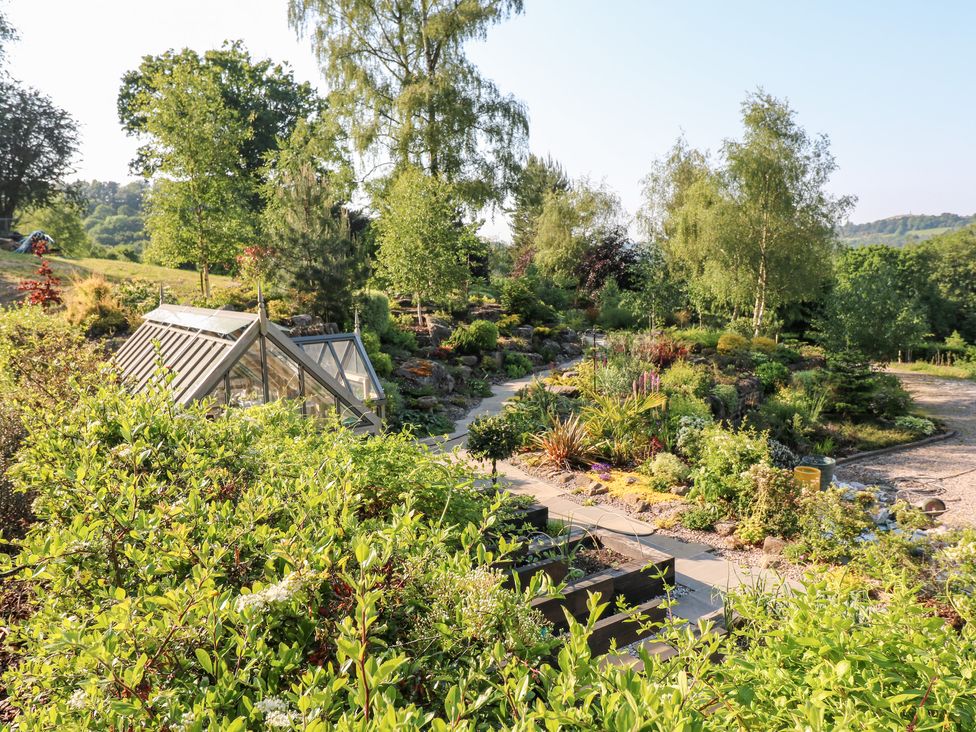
[717,332,749,354]
[893,415,937,437]
[360,329,393,377]
[710,383,739,415]
[790,487,873,562]
[531,414,595,469]
[660,360,710,397]
[64,275,129,336]
[114,278,171,314]
[666,393,712,430]
[690,424,770,506]
[504,352,533,378]
[638,452,690,492]
[756,360,790,392]
[467,414,519,484]
[767,438,800,469]
[356,289,391,336]
[496,313,522,335]
[582,391,667,464]
[381,324,418,355]
[892,500,931,530]
[632,333,689,369]
[498,277,554,324]
[674,415,712,459]
[681,503,725,531]
[751,336,777,353]
[672,327,720,350]
[447,319,499,354]
[736,465,802,544]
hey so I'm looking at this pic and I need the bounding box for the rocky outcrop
[395,358,455,395]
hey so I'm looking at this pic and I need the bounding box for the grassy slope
[0,250,237,304]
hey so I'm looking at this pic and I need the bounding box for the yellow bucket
[794,466,821,492]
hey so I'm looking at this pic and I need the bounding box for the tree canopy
[288,0,528,206]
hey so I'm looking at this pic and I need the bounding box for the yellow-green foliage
[751,336,777,353]
[64,275,128,335]
[660,360,711,397]
[591,469,680,504]
[718,332,749,354]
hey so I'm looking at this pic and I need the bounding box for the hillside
[0,250,237,305]
[840,212,975,248]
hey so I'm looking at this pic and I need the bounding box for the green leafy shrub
[467,414,518,484]
[756,360,790,392]
[751,335,777,353]
[504,352,533,378]
[674,415,712,459]
[660,360,711,397]
[447,319,499,355]
[381,324,418,355]
[356,289,391,336]
[672,327,721,350]
[717,332,749,354]
[788,487,873,562]
[638,452,690,492]
[496,313,521,335]
[360,329,393,377]
[690,424,770,506]
[582,391,667,464]
[710,383,738,414]
[736,465,802,544]
[498,277,555,324]
[892,500,931,530]
[681,503,725,530]
[666,393,712,430]
[893,415,937,437]
[531,414,595,469]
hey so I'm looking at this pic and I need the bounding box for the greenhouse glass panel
[304,372,337,418]
[266,340,301,402]
[228,339,264,407]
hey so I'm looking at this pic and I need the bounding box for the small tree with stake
[466,415,518,488]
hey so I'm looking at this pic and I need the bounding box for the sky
[4,0,975,239]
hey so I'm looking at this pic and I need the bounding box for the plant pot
[799,455,836,490]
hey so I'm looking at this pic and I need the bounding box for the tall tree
[17,190,91,257]
[374,167,471,321]
[118,41,323,207]
[288,0,528,206]
[135,61,255,298]
[510,153,569,272]
[262,118,365,324]
[660,92,853,334]
[0,81,79,224]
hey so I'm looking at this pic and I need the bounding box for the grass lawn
[890,361,976,382]
[0,250,237,305]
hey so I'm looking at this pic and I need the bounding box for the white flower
[235,573,303,613]
[255,697,296,729]
[67,688,87,710]
[265,710,296,729]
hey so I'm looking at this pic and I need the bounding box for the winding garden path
[836,370,976,528]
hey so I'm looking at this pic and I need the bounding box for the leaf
[195,648,214,675]
[835,659,850,679]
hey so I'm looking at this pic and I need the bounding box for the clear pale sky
[5,0,975,237]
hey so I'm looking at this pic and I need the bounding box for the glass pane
[206,377,228,406]
[305,371,337,419]
[228,340,264,407]
[266,340,301,402]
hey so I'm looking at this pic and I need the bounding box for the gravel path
[837,370,976,528]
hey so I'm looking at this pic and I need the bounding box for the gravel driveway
[836,370,976,528]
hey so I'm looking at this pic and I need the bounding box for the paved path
[837,370,976,528]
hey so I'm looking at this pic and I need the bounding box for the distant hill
[840,213,976,248]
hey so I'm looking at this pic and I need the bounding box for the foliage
[502,381,575,447]
[582,391,667,464]
[289,0,527,207]
[503,352,533,378]
[359,330,392,377]
[750,335,777,353]
[447,319,499,355]
[660,360,710,397]
[710,383,738,415]
[63,275,129,337]
[680,503,725,531]
[690,423,770,506]
[755,360,790,392]
[510,154,569,268]
[891,500,931,531]
[496,275,556,325]
[466,415,518,483]
[374,168,471,317]
[894,415,937,437]
[767,438,799,469]
[735,465,802,543]
[262,118,363,324]
[119,41,322,191]
[531,414,595,469]
[0,78,79,222]
[16,190,91,256]
[822,350,910,420]
[356,290,390,336]
[717,332,749,354]
[674,415,712,459]
[789,487,873,562]
[637,452,690,492]
[75,180,150,252]
[16,243,63,308]
[0,383,554,728]
[136,57,256,298]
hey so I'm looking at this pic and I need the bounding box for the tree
[17,191,91,257]
[374,167,470,322]
[817,246,928,360]
[629,243,683,331]
[657,94,854,333]
[0,81,79,223]
[134,61,255,298]
[119,41,323,208]
[533,180,624,288]
[466,414,517,487]
[913,225,976,341]
[510,154,569,272]
[288,0,528,206]
[262,118,366,324]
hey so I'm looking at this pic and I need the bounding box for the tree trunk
[491,458,498,488]
[752,254,767,337]
[202,261,211,301]
[416,294,423,327]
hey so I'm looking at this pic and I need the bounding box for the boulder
[714,520,738,537]
[622,494,651,513]
[514,325,535,339]
[459,355,479,367]
[470,305,503,321]
[670,484,690,496]
[395,358,455,394]
[736,376,763,410]
[561,342,583,357]
[587,482,608,496]
[428,323,453,346]
[413,395,439,411]
[561,328,578,343]
[518,351,544,366]
[290,313,313,327]
[553,472,576,486]
[455,365,472,382]
[545,384,581,398]
[762,536,787,555]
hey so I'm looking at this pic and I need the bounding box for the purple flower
[591,462,611,473]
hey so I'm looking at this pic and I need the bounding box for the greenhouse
[112,303,382,433]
